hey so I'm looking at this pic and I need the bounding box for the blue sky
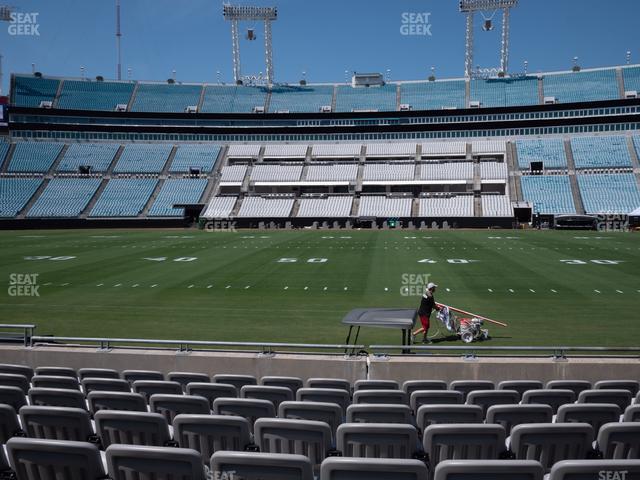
[2,0,639,92]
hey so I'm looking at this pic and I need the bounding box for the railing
[0,324,36,348]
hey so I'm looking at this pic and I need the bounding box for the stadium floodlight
[223,4,278,86]
[0,5,13,94]
[459,0,518,78]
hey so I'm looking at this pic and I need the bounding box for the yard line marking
[488,288,493,293]
[508,289,514,293]
[96,284,103,287]
[551,289,557,293]
[529,289,536,293]
[132,284,139,288]
[304,286,308,290]
[151,284,158,288]
[114,284,121,287]
[43,282,52,286]
[446,288,451,292]
[207,285,213,289]
[245,286,251,289]
[187,285,194,289]
[594,290,601,294]
[323,287,328,291]
[225,285,231,289]
[616,290,624,294]
[384,287,389,292]
[284,286,289,290]
[61,283,69,286]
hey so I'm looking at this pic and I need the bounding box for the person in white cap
[416,282,441,344]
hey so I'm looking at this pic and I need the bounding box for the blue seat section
[57,143,120,172]
[335,84,397,112]
[169,145,221,173]
[57,80,135,111]
[571,136,632,168]
[89,178,157,217]
[0,143,9,167]
[516,139,567,169]
[470,77,539,107]
[131,83,202,113]
[578,174,640,214]
[521,175,576,214]
[623,66,640,92]
[268,85,334,113]
[11,75,60,108]
[148,179,208,217]
[543,69,619,103]
[634,136,640,159]
[8,142,64,173]
[27,178,101,217]
[201,86,267,113]
[113,144,172,173]
[400,80,466,110]
[0,178,42,217]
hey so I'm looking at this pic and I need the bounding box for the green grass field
[0,229,638,347]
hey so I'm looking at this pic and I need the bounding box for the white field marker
[132,284,139,288]
[446,288,451,292]
[225,285,231,289]
[207,285,213,289]
[151,284,158,288]
[594,290,601,294]
[508,289,514,293]
[384,287,389,291]
[96,284,103,287]
[187,285,194,289]
[529,289,536,293]
[488,288,493,292]
[616,290,624,294]
[245,286,251,289]
[344,287,348,291]
[551,289,557,293]
[323,287,328,291]
[114,284,121,287]
[284,286,289,290]
[304,286,308,290]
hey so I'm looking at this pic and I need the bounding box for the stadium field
[0,229,638,347]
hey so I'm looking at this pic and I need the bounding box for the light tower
[223,4,277,86]
[0,5,14,94]
[459,0,518,78]
[115,0,122,81]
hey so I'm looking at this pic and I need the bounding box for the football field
[0,229,638,347]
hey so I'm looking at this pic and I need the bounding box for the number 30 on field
[277,258,328,263]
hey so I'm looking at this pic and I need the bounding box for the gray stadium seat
[498,380,544,398]
[0,403,24,443]
[173,414,253,462]
[167,371,210,392]
[416,405,484,431]
[0,373,30,393]
[403,380,448,397]
[337,423,420,459]
[354,380,400,391]
[87,391,147,415]
[95,410,172,448]
[347,403,413,425]
[213,397,276,432]
[597,422,640,459]
[211,451,313,480]
[466,389,520,415]
[595,380,639,396]
[213,374,257,391]
[81,378,131,395]
[307,378,351,393]
[279,401,343,437]
[7,437,106,479]
[486,404,554,436]
[410,390,464,411]
[321,457,428,480]
[32,374,81,390]
[149,393,210,423]
[510,423,595,472]
[34,366,77,378]
[186,382,238,407]
[434,459,544,480]
[556,403,622,433]
[255,418,333,468]
[122,369,164,384]
[0,364,34,381]
[106,444,206,480]
[521,389,576,414]
[353,389,409,405]
[546,380,592,397]
[78,368,120,380]
[28,387,87,410]
[19,406,95,443]
[624,404,640,422]
[261,376,304,395]
[133,380,183,401]
[578,389,632,411]
[0,386,27,412]
[450,380,495,401]
[423,424,506,472]
[241,385,294,408]
[549,459,640,480]
[297,388,351,414]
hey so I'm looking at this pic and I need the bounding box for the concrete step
[161,146,178,175]
[0,143,16,173]
[139,178,165,218]
[47,144,69,176]
[17,178,49,219]
[107,145,125,176]
[564,139,585,215]
[80,178,109,218]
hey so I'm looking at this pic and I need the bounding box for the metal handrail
[0,324,36,348]
[370,345,640,358]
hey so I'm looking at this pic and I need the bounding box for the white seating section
[237,197,295,217]
[169,145,221,173]
[480,162,508,179]
[312,144,361,159]
[570,136,632,169]
[220,165,248,183]
[577,174,640,214]
[421,162,473,180]
[419,196,474,217]
[421,142,467,156]
[306,164,358,182]
[482,195,512,217]
[227,145,260,159]
[363,163,414,181]
[366,143,416,158]
[27,178,102,217]
[89,179,157,217]
[8,142,64,173]
[57,143,120,172]
[113,144,172,173]
[297,197,353,217]
[263,144,307,159]
[472,141,507,154]
[148,179,208,217]
[520,175,576,214]
[0,178,42,217]
[250,165,303,182]
[358,196,412,217]
[202,196,237,218]
[516,139,568,169]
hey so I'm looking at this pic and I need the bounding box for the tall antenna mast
[116,0,122,80]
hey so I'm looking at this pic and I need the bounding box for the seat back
[297,388,351,414]
[410,390,463,411]
[279,401,343,438]
[597,423,640,459]
[241,385,294,408]
[106,444,206,480]
[261,376,304,395]
[306,378,351,393]
[337,423,419,459]
[0,373,30,393]
[354,380,400,392]
[486,405,553,436]
[78,368,119,380]
[417,405,484,431]
[321,457,428,480]
[19,406,94,442]
[546,380,592,397]
[450,381,495,401]
[498,381,544,398]
[0,403,23,443]
[403,381,448,397]
[173,414,252,462]
[32,375,80,391]
[213,374,257,391]
[87,391,147,415]
[81,378,130,395]
[556,403,621,433]
[34,367,77,378]
[7,437,106,480]
[255,418,333,466]
[133,380,183,402]
[466,390,520,415]
[353,389,409,405]
[434,459,544,480]
[521,389,576,414]
[623,404,640,422]
[549,459,640,480]
[95,410,171,448]
[0,364,34,381]
[347,404,413,425]
[0,386,28,411]
[122,370,164,384]
[213,397,276,432]
[28,387,87,410]
[149,394,210,423]
[187,382,237,408]
[578,389,632,411]
[594,380,639,396]
[167,372,210,392]
[211,451,314,480]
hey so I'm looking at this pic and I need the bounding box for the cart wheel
[461,331,474,343]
